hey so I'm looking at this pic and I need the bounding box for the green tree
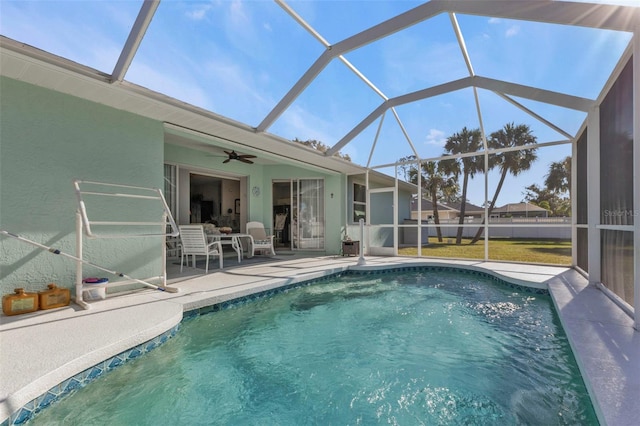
[523,156,572,217]
[443,127,483,244]
[523,184,570,217]
[399,155,459,242]
[538,200,551,211]
[545,156,571,194]
[293,138,351,161]
[470,123,538,244]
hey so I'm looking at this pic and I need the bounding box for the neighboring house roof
[441,201,485,214]
[493,202,548,214]
[410,198,457,212]
[410,199,485,214]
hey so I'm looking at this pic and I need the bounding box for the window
[353,183,366,222]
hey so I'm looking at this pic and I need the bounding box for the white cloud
[283,106,334,139]
[505,25,520,38]
[487,17,520,38]
[186,7,209,21]
[185,1,217,21]
[229,0,250,27]
[424,129,447,146]
[127,62,212,110]
[274,104,346,152]
[382,38,468,92]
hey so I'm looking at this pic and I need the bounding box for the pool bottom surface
[31,270,597,425]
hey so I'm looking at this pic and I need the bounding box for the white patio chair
[246,221,276,256]
[274,212,288,245]
[179,225,223,273]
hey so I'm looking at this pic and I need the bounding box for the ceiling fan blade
[218,149,256,164]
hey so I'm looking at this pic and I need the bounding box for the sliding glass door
[274,178,324,250]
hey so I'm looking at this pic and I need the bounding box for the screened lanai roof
[1,0,638,193]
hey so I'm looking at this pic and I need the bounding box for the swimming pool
[29,269,597,425]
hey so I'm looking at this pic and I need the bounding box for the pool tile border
[5,265,546,425]
[3,326,179,426]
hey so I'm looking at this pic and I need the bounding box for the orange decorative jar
[2,288,39,316]
[38,283,71,310]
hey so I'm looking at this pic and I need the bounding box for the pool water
[31,270,597,425]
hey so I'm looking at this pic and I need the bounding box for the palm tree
[443,127,483,244]
[398,156,458,242]
[545,156,571,194]
[470,123,538,244]
[423,161,459,242]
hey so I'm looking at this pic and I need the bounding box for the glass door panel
[287,178,325,250]
[272,181,292,249]
[368,188,396,255]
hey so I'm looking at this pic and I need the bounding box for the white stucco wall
[0,77,165,296]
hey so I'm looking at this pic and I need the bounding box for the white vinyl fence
[403,217,572,242]
[344,218,571,255]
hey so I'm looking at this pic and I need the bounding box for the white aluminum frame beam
[494,92,575,140]
[633,27,639,331]
[450,13,475,76]
[474,76,594,111]
[275,0,388,102]
[259,0,635,134]
[366,113,386,168]
[390,109,420,159]
[587,107,601,286]
[326,76,593,156]
[111,0,160,83]
[437,0,640,33]
[371,139,570,170]
[275,0,419,160]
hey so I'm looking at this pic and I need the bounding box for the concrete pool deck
[1,256,638,425]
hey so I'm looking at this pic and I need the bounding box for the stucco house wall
[1,77,164,296]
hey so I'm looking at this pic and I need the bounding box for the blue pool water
[31,270,597,425]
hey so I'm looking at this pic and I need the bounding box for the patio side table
[342,240,359,256]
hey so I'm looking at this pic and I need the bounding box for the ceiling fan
[223,150,257,164]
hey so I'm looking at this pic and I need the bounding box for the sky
[0,0,636,207]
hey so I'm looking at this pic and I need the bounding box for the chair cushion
[250,230,267,239]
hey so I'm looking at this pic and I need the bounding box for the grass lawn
[398,238,572,265]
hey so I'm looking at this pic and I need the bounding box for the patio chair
[274,212,288,245]
[246,221,276,256]
[179,225,223,273]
